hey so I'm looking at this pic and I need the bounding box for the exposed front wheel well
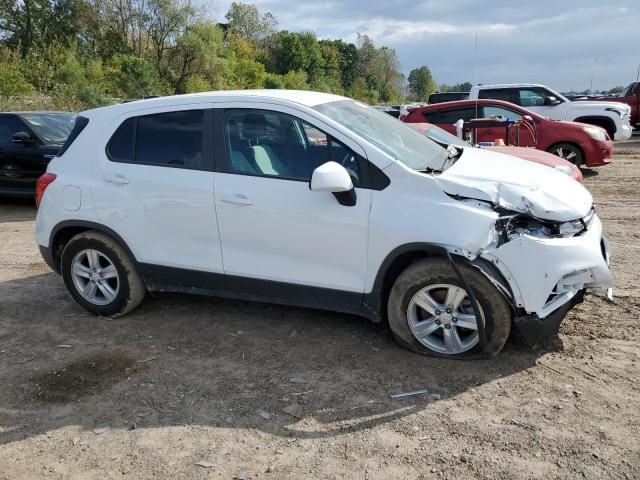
[364,244,450,323]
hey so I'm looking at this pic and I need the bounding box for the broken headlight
[496,214,586,243]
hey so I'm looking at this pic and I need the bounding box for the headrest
[242,113,266,139]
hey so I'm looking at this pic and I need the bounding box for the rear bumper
[39,244,58,272]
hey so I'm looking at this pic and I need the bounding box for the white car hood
[570,100,631,114]
[436,148,593,222]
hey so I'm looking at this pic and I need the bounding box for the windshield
[313,100,448,170]
[21,113,77,144]
[422,125,468,147]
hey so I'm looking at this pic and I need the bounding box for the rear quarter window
[478,89,515,103]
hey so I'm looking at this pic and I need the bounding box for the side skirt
[138,263,376,321]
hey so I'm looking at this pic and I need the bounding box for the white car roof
[472,84,549,89]
[82,90,348,117]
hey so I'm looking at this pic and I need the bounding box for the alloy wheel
[407,283,484,354]
[71,249,120,305]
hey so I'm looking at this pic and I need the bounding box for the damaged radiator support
[446,251,488,350]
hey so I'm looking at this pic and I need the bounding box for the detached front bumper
[482,213,612,329]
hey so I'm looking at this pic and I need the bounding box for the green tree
[319,39,358,90]
[270,30,323,84]
[0,0,82,55]
[106,54,166,98]
[608,86,624,94]
[408,66,436,101]
[0,48,34,95]
[225,2,277,45]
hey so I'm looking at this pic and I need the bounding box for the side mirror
[12,132,34,144]
[544,96,561,106]
[310,161,356,206]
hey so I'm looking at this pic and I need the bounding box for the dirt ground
[1,149,639,480]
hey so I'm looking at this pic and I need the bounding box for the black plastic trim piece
[38,244,56,271]
[139,263,368,318]
[58,116,89,157]
[47,220,138,272]
[333,189,357,206]
[514,290,584,345]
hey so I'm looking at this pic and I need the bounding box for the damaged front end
[437,149,613,344]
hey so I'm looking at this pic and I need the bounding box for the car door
[0,114,49,194]
[91,104,224,277]
[479,105,537,147]
[212,103,372,299]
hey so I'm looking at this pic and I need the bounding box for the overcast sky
[214,0,639,92]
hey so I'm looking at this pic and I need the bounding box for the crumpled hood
[436,148,592,222]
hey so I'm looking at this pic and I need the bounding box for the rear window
[478,88,514,103]
[57,116,89,156]
[428,92,469,104]
[106,110,205,169]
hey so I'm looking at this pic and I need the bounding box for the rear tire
[547,143,584,167]
[60,231,146,317]
[387,258,511,358]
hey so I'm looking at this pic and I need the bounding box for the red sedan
[408,123,583,182]
[403,99,613,168]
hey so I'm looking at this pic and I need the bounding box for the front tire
[387,258,511,358]
[547,143,584,167]
[60,231,146,317]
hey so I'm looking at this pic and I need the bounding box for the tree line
[0,0,447,111]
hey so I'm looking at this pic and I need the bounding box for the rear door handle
[104,174,129,185]
[220,193,253,206]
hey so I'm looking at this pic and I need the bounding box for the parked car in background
[468,83,632,141]
[35,90,612,358]
[428,92,469,104]
[574,82,639,126]
[0,112,77,197]
[403,99,613,168]
[407,123,582,182]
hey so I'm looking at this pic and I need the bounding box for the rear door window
[424,107,477,124]
[478,89,515,103]
[107,110,206,169]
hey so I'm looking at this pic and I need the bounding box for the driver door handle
[220,193,253,206]
[104,174,129,185]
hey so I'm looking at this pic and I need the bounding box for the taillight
[35,173,57,208]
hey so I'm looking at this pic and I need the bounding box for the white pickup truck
[469,83,633,141]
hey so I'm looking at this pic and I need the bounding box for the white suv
[35,90,613,358]
[469,83,633,141]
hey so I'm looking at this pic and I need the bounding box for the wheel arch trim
[47,220,138,272]
[363,242,518,323]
